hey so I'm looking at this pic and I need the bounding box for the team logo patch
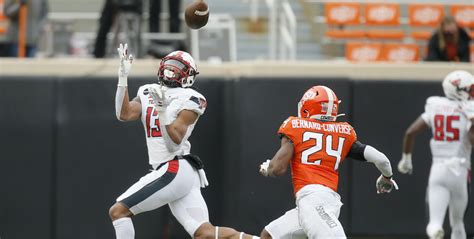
[190,96,207,109]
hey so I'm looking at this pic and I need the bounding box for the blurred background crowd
[0,0,472,62]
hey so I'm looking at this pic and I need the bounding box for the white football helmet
[442,70,474,101]
[157,50,198,88]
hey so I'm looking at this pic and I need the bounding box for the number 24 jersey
[278,116,357,194]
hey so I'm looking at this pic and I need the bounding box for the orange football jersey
[278,116,357,194]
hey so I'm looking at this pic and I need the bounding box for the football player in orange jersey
[259,85,399,239]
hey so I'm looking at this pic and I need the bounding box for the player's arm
[402,116,429,154]
[115,43,141,122]
[398,116,429,174]
[469,121,474,145]
[164,110,198,145]
[347,141,398,193]
[115,90,141,121]
[260,135,293,177]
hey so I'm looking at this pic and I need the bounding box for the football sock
[113,217,135,239]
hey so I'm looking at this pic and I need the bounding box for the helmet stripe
[322,86,334,116]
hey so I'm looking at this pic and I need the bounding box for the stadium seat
[380,43,420,62]
[470,45,474,62]
[450,5,474,28]
[365,3,404,40]
[345,42,382,61]
[324,3,366,39]
[408,4,444,41]
[0,0,6,34]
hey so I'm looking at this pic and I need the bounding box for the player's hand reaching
[149,85,170,112]
[397,153,413,175]
[259,159,271,177]
[117,43,133,87]
[376,175,399,194]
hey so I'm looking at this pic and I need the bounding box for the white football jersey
[421,96,472,168]
[137,84,207,168]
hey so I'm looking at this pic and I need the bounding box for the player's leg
[426,163,450,239]
[109,160,193,239]
[296,185,346,238]
[447,168,469,239]
[168,167,257,239]
[260,208,307,239]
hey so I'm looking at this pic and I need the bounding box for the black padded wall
[0,77,55,239]
[1,76,473,239]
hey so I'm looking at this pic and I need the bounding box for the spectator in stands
[147,0,184,58]
[426,16,471,62]
[93,0,142,58]
[4,0,48,57]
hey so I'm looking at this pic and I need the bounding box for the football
[184,0,209,29]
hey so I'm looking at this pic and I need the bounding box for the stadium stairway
[47,0,322,60]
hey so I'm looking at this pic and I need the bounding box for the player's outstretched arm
[115,43,141,122]
[348,141,398,193]
[398,116,429,174]
[260,136,293,177]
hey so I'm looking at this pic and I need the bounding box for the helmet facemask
[157,53,199,88]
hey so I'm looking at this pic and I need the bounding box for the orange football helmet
[298,86,342,121]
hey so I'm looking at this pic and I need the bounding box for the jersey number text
[301,132,346,170]
[146,106,162,137]
[433,114,459,141]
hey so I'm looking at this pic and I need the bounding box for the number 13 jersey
[278,116,357,194]
[421,96,472,168]
[137,84,207,168]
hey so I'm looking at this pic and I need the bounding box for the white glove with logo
[259,159,271,177]
[117,43,133,87]
[149,85,170,112]
[376,175,399,194]
[397,153,413,175]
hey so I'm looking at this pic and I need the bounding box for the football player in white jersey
[109,44,258,239]
[398,70,474,239]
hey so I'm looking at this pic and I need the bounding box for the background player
[259,85,398,238]
[110,43,258,239]
[398,70,474,239]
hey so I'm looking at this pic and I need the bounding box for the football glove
[376,175,399,194]
[117,43,133,87]
[259,159,271,177]
[149,85,170,112]
[397,153,413,175]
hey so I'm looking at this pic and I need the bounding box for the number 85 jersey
[278,116,357,194]
[421,96,472,168]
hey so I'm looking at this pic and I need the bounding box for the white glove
[397,153,413,175]
[461,101,474,120]
[376,175,399,194]
[259,159,271,177]
[149,85,170,112]
[117,43,133,87]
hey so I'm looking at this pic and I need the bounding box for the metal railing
[263,0,297,60]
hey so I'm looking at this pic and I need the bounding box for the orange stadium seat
[0,0,6,34]
[365,3,404,40]
[380,43,420,62]
[450,5,474,28]
[345,42,383,62]
[471,45,474,62]
[324,3,366,39]
[408,4,444,41]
